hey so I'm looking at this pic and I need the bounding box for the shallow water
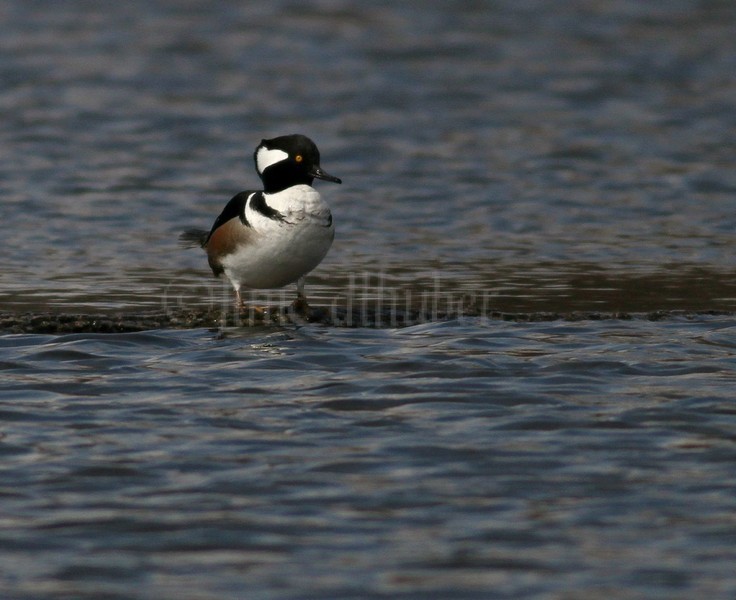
[2,1,736,598]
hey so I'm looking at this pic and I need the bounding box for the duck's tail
[179,228,208,249]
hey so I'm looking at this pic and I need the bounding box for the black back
[203,191,252,245]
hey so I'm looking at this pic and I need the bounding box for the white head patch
[256,146,289,175]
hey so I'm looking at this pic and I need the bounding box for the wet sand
[1,307,731,334]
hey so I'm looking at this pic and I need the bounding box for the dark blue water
[2,318,736,599]
[2,1,736,598]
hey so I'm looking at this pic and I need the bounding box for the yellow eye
[295,154,303,163]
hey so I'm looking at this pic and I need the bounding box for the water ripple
[2,1,736,598]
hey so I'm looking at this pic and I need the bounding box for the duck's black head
[254,134,341,193]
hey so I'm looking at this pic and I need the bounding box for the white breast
[246,185,332,229]
[222,185,334,289]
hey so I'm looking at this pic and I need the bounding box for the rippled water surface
[2,318,736,599]
[2,1,736,598]
[2,0,736,313]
